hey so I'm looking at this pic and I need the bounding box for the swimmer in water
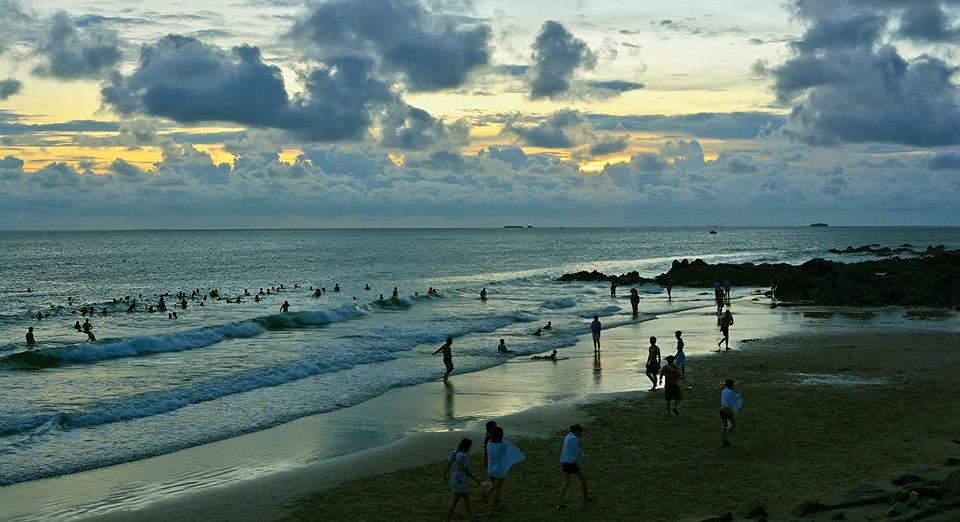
[531,350,557,361]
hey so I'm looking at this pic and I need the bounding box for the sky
[0,0,958,229]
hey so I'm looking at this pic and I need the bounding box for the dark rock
[790,500,827,517]
[886,501,911,517]
[696,512,734,522]
[829,512,845,520]
[893,474,926,486]
[946,457,960,466]
[745,505,768,518]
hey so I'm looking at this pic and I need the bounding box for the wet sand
[2,298,959,521]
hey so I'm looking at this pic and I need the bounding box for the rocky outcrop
[558,248,960,309]
[557,270,654,286]
[655,248,960,308]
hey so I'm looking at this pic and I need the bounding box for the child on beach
[443,438,483,521]
[557,424,593,508]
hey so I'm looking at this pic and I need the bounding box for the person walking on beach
[659,355,682,416]
[666,281,672,300]
[557,424,593,508]
[645,336,661,391]
[629,288,640,316]
[674,330,686,379]
[590,315,601,353]
[723,278,732,304]
[486,426,525,516]
[280,300,290,312]
[26,327,36,345]
[443,438,483,521]
[718,309,734,351]
[433,337,455,383]
[720,379,742,445]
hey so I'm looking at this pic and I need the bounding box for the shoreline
[2,298,958,521]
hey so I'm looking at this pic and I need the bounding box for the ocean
[1,227,958,487]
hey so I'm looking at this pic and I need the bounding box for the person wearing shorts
[645,336,661,390]
[659,355,682,416]
[720,379,742,445]
[557,424,593,508]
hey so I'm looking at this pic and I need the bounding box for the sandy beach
[3,298,959,522]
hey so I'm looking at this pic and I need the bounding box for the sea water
[1,227,958,486]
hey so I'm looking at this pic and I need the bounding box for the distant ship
[503,224,535,228]
[809,223,829,227]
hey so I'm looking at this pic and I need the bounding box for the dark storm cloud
[928,151,960,170]
[378,105,467,150]
[102,36,395,141]
[587,112,786,140]
[33,11,123,79]
[0,119,118,135]
[0,79,22,100]
[589,137,629,156]
[291,0,492,91]
[586,80,644,93]
[896,1,960,42]
[504,109,590,149]
[529,21,596,100]
[773,1,960,146]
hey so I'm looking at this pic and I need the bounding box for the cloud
[290,0,491,92]
[589,136,629,156]
[587,112,786,140]
[504,109,592,148]
[33,11,124,79]
[102,36,395,141]
[773,1,960,146]
[529,21,596,99]
[0,79,22,100]
[586,80,644,93]
[0,0,31,57]
[378,105,469,151]
[928,151,960,170]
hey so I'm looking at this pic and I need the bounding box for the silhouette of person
[645,336,661,391]
[26,327,36,345]
[629,288,640,316]
[718,309,734,350]
[433,337,455,383]
[590,315,601,353]
[280,300,290,312]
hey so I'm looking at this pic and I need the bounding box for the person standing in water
[280,300,290,312]
[26,327,36,345]
[433,337,455,383]
[590,315,601,353]
[480,288,487,300]
[629,288,640,316]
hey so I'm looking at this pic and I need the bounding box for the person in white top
[720,379,743,445]
[557,424,594,508]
